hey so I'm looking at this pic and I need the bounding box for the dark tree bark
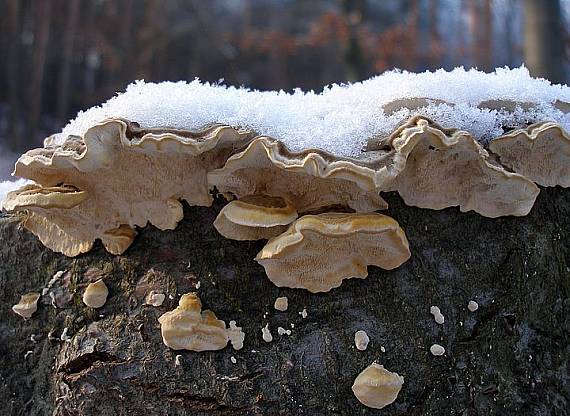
[1,187,569,415]
[523,0,566,83]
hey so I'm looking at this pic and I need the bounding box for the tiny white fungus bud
[230,356,237,364]
[277,326,291,336]
[354,330,370,351]
[274,296,288,312]
[468,300,479,312]
[227,320,245,350]
[299,308,307,319]
[262,323,273,342]
[430,344,445,356]
[381,346,386,353]
[175,354,182,367]
[145,291,166,307]
[430,306,445,324]
[60,327,71,342]
[195,281,201,289]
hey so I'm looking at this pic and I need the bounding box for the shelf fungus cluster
[2,112,569,294]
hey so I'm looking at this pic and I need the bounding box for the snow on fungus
[7,119,253,256]
[430,344,446,356]
[207,136,388,214]
[467,300,479,312]
[255,213,410,293]
[55,67,570,158]
[262,323,273,342]
[145,291,166,307]
[430,306,445,324]
[354,330,370,351]
[82,279,109,308]
[213,195,298,241]
[489,122,570,187]
[352,363,404,409]
[12,292,41,319]
[383,117,540,217]
[227,320,245,350]
[274,296,289,312]
[158,293,229,351]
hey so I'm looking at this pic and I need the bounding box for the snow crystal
[0,179,32,209]
[56,66,569,157]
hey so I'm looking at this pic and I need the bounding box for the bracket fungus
[6,118,253,256]
[208,136,388,214]
[489,122,570,187]
[352,363,404,409]
[213,195,298,241]
[158,293,229,351]
[12,292,41,319]
[255,213,410,293]
[382,117,539,217]
[82,279,109,308]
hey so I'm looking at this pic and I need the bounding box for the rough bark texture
[1,189,569,416]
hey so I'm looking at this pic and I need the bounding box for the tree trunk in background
[28,0,53,148]
[523,0,565,83]
[342,0,367,82]
[481,0,493,71]
[56,0,80,125]
[6,0,21,151]
[1,188,569,415]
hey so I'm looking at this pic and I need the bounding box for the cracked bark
[1,189,569,416]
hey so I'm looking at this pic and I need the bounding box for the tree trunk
[523,0,566,83]
[56,0,80,126]
[27,0,53,148]
[6,0,21,151]
[1,187,569,415]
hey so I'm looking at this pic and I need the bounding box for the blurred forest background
[0,0,569,175]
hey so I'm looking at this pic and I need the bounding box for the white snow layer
[0,179,32,209]
[57,66,570,157]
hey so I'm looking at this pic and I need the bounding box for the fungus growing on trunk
[145,291,166,307]
[208,136,388,214]
[354,330,370,351]
[273,296,289,312]
[227,320,245,350]
[352,363,404,409]
[213,195,298,241]
[489,122,570,187]
[6,119,253,256]
[82,279,109,308]
[255,213,410,293]
[158,293,229,351]
[382,117,539,217]
[12,292,41,319]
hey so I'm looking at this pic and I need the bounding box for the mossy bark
[1,189,569,416]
